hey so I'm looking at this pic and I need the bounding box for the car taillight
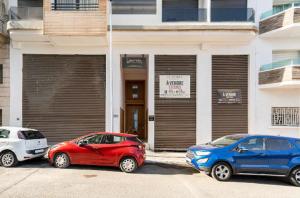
[17,131,26,139]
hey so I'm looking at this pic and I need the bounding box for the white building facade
[3,0,300,150]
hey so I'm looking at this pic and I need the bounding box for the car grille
[186,151,195,159]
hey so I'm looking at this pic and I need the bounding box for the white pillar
[10,45,22,127]
[206,0,211,22]
[147,54,155,150]
[197,52,212,144]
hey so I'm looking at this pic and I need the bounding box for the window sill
[269,126,300,129]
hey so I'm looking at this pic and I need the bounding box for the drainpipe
[108,0,113,132]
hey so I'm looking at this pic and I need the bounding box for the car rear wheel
[211,162,232,181]
[0,151,18,168]
[289,167,300,187]
[120,157,137,173]
[54,153,70,168]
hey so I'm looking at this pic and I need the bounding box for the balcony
[259,59,300,89]
[260,2,300,37]
[44,0,107,36]
[162,7,254,23]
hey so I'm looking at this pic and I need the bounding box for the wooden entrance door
[125,81,146,140]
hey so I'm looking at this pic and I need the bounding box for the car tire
[120,157,137,173]
[53,153,70,169]
[211,162,232,181]
[0,151,18,168]
[289,167,300,187]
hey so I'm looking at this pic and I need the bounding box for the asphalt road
[0,159,300,198]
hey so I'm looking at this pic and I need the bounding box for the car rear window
[20,130,45,140]
[0,129,10,138]
[265,138,292,151]
[126,137,143,144]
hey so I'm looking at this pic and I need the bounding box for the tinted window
[101,135,124,144]
[295,141,300,149]
[238,138,264,151]
[265,138,292,151]
[20,130,45,139]
[0,129,10,138]
[81,134,104,144]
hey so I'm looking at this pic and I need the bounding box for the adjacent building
[2,0,300,150]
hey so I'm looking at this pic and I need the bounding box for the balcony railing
[162,8,207,22]
[51,0,99,11]
[260,58,300,71]
[211,8,255,22]
[261,2,300,20]
[162,8,255,22]
[9,7,43,20]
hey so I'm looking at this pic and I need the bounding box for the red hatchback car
[47,132,145,173]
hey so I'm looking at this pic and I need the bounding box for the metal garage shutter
[155,55,196,151]
[212,55,248,140]
[23,55,106,143]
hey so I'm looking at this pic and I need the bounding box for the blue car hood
[189,144,221,151]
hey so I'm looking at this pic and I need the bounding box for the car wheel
[211,162,232,181]
[120,157,137,173]
[0,151,18,168]
[54,153,70,168]
[289,167,300,187]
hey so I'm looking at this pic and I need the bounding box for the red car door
[92,135,126,166]
[70,134,104,165]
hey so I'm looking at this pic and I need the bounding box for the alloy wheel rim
[2,153,14,167]
[215,165,230,180]
[56,154,67,168]
[122,159,135,172]
[295,170,300,184]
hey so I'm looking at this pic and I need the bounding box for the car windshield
[210,135,246,147]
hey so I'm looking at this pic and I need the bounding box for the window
[126,136,143,144]
[101,135,124,144]
[51,0,99,11]
[265,138,292,151]
[272,107,300,127]
[0,109,2,126]
[19,130,45,140]
[0,129,10,139]
[112,0,156,14]
[0,64,3,84]
[80,134,104,144]
[238,138,264,151]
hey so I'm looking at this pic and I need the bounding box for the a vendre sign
[159,75,191,98]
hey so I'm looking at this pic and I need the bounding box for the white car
[0,127,48,167]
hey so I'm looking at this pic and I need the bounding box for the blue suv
[186,134,300,186]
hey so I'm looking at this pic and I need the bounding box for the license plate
[35,149,44,154]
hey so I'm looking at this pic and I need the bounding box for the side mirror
[78,140,88,147]
[237,147,249,153]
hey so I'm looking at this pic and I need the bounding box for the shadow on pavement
[228,175,292,187]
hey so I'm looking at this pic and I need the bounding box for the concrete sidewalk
[145,150,188,167]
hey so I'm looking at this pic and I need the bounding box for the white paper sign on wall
[159,75,191,98]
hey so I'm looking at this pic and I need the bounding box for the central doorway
[121,55,148,141]
[125,81,146,140]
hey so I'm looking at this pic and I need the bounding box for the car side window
[101,135,124,144]
[0,129,10,139]
[82,135,104,144]
[295,141,300,149]
[265,138,292,151]
[238,138,264,151]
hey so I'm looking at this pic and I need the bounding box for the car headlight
[195,151,211,156]
[197,158,209,163]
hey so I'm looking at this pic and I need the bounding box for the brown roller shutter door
[212,55,248,140]
[155,55,196,150]
[23,55,106,143]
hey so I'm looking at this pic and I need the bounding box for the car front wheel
[211,162,232,181]
[120,157,137,173]
[289,167,300,187]
[54,153,70,168]
[0,151,18,167]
